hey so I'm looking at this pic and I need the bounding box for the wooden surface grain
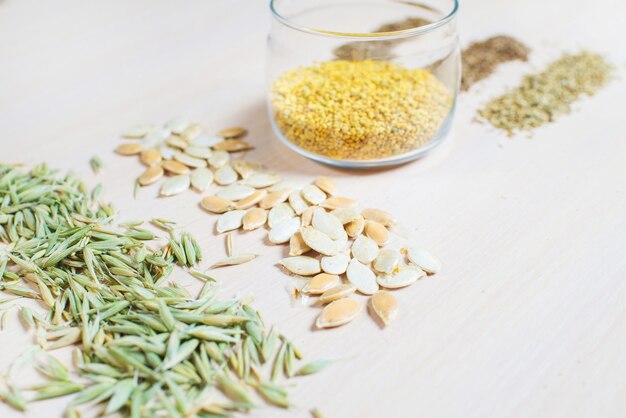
[1,0,625,417]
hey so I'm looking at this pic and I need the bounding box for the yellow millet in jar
[270,60,452,160]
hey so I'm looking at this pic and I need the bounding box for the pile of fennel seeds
[0,164,324,417]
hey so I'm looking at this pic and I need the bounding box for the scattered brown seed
[140,149,162,166]
[218,127,248,139]
[320,196,357,210]
[345,216,365,238]
[200,196,236,214]
[302,273,341,295]
[213,139,253,152]
[242,208,268,231]
[364,220,389,246]
[162,160,191,175]
[314,176,337,196]
[115,143,143,156]
[316,298,361,328]
[370,290,398,326]
[138,165,164,186]
[260,189,292,210]
[235,189,268,210]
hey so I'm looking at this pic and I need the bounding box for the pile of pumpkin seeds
[0,164,324,417]
[116,117,254,196]
[116,120,441,330]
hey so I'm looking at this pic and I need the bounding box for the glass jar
[267,0,460,168]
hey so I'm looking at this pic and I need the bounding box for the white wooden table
[1,1,625,417]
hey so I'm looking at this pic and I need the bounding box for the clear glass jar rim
[269,0,459,39]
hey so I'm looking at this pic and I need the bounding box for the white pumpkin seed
[217,185,255,201]
[376,265,425,289]
[351,235,379,264]
[218,127,247,139]
[404,248,441,274]
[166,116,190,134]
[370,290,398,326]
[181,123,202,141]
[279,256,321,276]
[333,228,349,252]
[320,196,357,210]
[288,190,309,215]
[192,134,223,148]
[216,210,246,234]
[208,150,230,168]
[346,259,378,295]
[268,217,301,244]
[158,145,176,160]
[231,160,261,179]
[185,146,212,159]
[316,298,361,328]
[300,206,317,227]
[242,208,267,231]
[214,165,238,186]
[115,143,142,156]
[244,172,281,188]
[166,136,188,149]
[319,284,356,304]
[268,203,295,228]
[320,253,350,275]
[314,176,337,196]
[301,185,326,205]
[312,209,344,240]
[210,253,257,268]
[122,125,156,138]
[162,160,190,175]
[160,174,190,196]
[372,249,400,274]
[138,166,164,186]
[140,149,162,166]
[142,130,168,148]
[364,220,389,246]
[213,139,252,152]
[289,231,311,256]
[331,208,361,224]
[190,168,213,191]
[260,189,292,210]
[174,151,207,168]
[269,179,306,192]
[200,196,235,213]
[302,273,341,295]
[300,226,338,256]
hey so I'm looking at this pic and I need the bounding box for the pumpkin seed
[331,208,360,224]
[166,116,190,134]
[351,235,379,264]
[269,179,306,192]
[138,166,164,186]
[268,203,295,228]
[320,196,356,210]
[231,159,260,179]
[288,190,309,215]
[300,226,338,256]
[316,298,361,328]
[213,140,252,152]
[370,290,398,326]
[279,256,321,276]
[174,151,207,168]
[181,123,202,141]
[226,232,234,257]
[218,127,247,139]
[319,284,356,304]
[216,210,246,234]
[140,149,162,166]
[165,136,188,149]
[260,189,292,209]
[115,143,142,156]
[185,146,212,159]
[217,184,255,201]
[122,125,155,138]
[314,176,337,196]
[312,209,344,240]
[244,172,281,188]
[201,196,236,213]
[190,168,214,191]
[289,231,311,256]
[376,265,425,289]
[160,174,190,196]
[214,165,239,186]
[300,206,317,227]
[346,259,378,295]
[193,134,223,147]
[301,185,326,205]
[208,150,230,168]
[345,216,365,237]
[242,208,267,230]
[302,273,341,295]
[361,208,396,227]
[404,247,441,274]
[269,218,301,245]
[211,253,258,268]
[158,145,176,160]
[235,189,267,210]
[162,160,190,175]
[372,249,400,274]
[320,253,350,275]
[364,220,389,246]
